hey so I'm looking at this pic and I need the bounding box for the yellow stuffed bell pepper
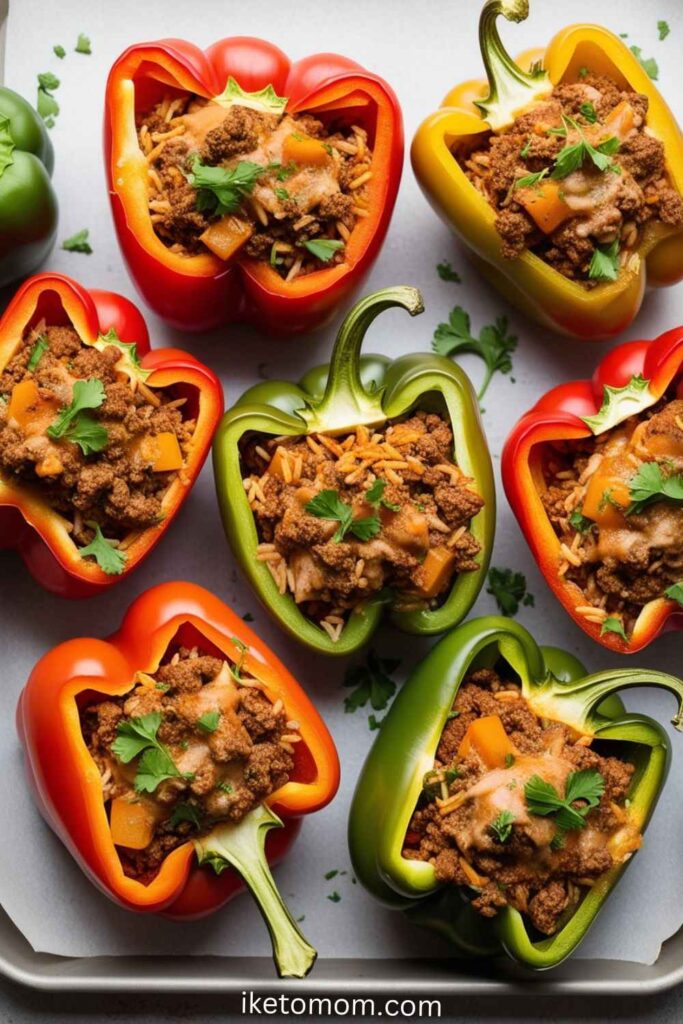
[411,0,683,340]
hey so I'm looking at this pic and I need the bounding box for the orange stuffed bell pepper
[502,325,683,654]
[0,273,222,598]
[17,582,340,978]
[105,36,403,333]
[411,0,683,340]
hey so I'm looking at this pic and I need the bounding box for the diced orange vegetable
[200,215,253,262]
[282,133,331,167]
[7,379,59,435]
[516,180,573,234]
[582,464,631,525]
[601,100,634,143]
[267,446,291,480]
[110,796,157,850]
[415,546,457,598]
[134,432,184,472]
[458,715,517,769]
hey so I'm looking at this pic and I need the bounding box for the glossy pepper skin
[213,286,495,655]
[105,36,403,334]
[0,87,58,287]
[0,273,223,598]
[349,616,683,969]
[17,582,340,978]
[503,326,683,654]
[411,0,683,340]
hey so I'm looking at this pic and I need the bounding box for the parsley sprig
[432,305,517,401]
[550,115,620,179]
[112,711,189,794]
[79,521,126,575]
[305,489,380,543]
[627,462,683,515]
[189,158,263,217]
[665,582,683,607]
[487,567,534,617]
[365,478,399,512]
[525,769,605,835]
[489,810,516,844]
[343,650,400,718]
[589,239,620,282]
[47,378,108,455]
[302,238,345,262]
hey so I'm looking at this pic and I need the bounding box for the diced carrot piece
[110,797,157,850]
[200,215,253,262]
[458,715,517,769]
[282,133,331,167]
[601,100,634,142]
[267,447,290,480]
[516,180,573,234]
[415,546,457,598]
[7,379,59,435]
[134,432,183,472]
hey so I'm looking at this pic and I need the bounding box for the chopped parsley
[665,582,683,606]
[489,810,515,844]
[112,711,185,793]
[37,72,60,126]
[155,682,170,693]
[601,616,628,641]
[53,45,66,59]
[274,187,290,201]
[217,781,234,794]
[432,305,517,401]
[627,462,683,515]
[551,117,620,179]
[630,45,659,80]
[658,21,670,41]
[368,714,382,731]
[514,168,549,190]
[520,138,532,159]
[305,489,380,542]
[525,769,605,832]
[75,33,92,54]
[301,238,345,262]
[47,378,108,454]
[189,158,263,217]
[588,239,620,282]
[436,260,461,283]
[169,802,202,829]
[365,477,399,511]
[343,649,400,714]
[486,567,535,617]
[569,508,596,533]
[62,229,93,254]
[327,891,341,903]
[27,336,49,372]
[79,521,127,575]
[324,869,339,880]
[197,711,221,733]
[579,101,598,124]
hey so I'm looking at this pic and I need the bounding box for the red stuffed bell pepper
[17,582,340,978]
[104,37,403,333]
[503,325,683,653]
[0,273,222,598]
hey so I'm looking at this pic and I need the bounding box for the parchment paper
[1,0,682,966]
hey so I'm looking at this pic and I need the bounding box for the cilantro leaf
[432,305,517,400]
[111,712,163,762]
[169,802,202,829]
[134,746,182,794]
[47,378,108,454]
[589,239,620,282]
[569,508,595,533]
[658,21,670,41]
[365,478,400,511]
[62,229,93,254]
[305,489,380,543]
[38,72,60,91]
[665,582,683,607]
[53,45,66,59]
[197,711,221,733]
[27,336,49,372]
[489,810,515,844]
[565,768,606,808]
[343,650,400,714]
[36,73,59,124]
[189,158,263,217]
[302,238,345,262]
[630,45,659,80]
[551,116,620,179]
[601,616,628,642]
[514,168,549,190]
[436,260,461,283]
[525,769,604,832]
[627,461,683,514]
[327,891,341,903]
[79,521,127,575]
[63,413,109,455]
[75,33,91,55]
[579,101,598,124]
[487,567,534,617]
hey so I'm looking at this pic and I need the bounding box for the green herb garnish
[579,101,598,124]
[75,33,92,55]
[112,711,183,793]
[436,260,461,283]
[197,711,221,733]
[53,45,66,59]
[551,116,620,179]
[365,477,400,511]
[189,158,263,217]
[62,228,93,254]
[658,21,670,41]
[514,168,548,190]
[626,461,683,515]
[343,650,400,714]
[169,802,202,829]
[601,616,629,641]
[305,489,380,543]
[630,45,659,80]
[79,521,126,575]
[505,753,515,768]
[432,305,517,401]
[327,891,341,903]
[665,582,683,606]
[47,378,107,454]
[27,336,49,372]
[525,769,605,831]
[486,567,534,617]
[301,238,345,262]
[569,508,596,533]
[589,239,620,282]
[489,810,516,844]
[37,72,60,125]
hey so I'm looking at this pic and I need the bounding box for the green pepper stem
[194,804,316,979]
[301,286,424,434]
[474,0,552,131]
[527,668,683,734]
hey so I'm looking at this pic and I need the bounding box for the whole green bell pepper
[348,616,683,968]
[0,86,57,287]
[213,286,495,655]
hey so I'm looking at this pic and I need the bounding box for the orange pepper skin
[411,26,683,341]
[104,38,403,335]
[502,325,683,653]
[0,273,223,598]
[16,581,340,917]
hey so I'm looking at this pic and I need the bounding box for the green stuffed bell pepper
[0,86,57,286]
[213,286,495,655]
[349,616,683,969]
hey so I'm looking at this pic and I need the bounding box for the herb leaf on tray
[432,304,517,400]
[343,650,401,715]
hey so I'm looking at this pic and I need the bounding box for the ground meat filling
[138,91,373,280]
[81,645,300,884]
[0,322,194,560]
[541,392,683,637]
[240,411,484,642]
[403,668,639,937]
[459,72,683,283]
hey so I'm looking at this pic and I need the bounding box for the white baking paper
[0,0,682,967]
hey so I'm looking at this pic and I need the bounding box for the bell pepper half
[213,285,495,655]
[502,324,683,653]
[105,36,403,334]
[0,86,58,287]
[0,273,223,598]
[410,0,683,340]
[349,615,683,969]
[17,581,340,978]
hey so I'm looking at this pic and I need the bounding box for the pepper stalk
[474,0,552,131]
[194,803,316,978]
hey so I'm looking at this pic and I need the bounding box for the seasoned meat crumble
[404,667,639,936]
